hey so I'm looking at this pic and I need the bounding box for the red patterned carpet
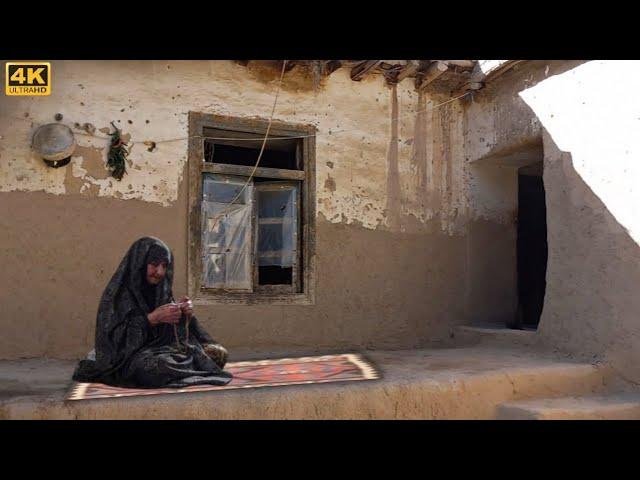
[67,353,379,401]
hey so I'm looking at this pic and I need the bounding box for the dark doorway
[515,162,547,329]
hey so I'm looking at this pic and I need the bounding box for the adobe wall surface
[0,60,471,359]
[520,61,640,384]
[463,59,640,385]
[462,60,586,326]
[4,58,635,386]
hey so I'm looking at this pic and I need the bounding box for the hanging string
[198,59,288,240]
[210,59,288,217]
[170,62,288,352]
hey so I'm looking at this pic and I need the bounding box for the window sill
[193,292,314,306]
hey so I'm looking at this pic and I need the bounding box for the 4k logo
[5,62,51,96]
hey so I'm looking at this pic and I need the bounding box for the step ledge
[457,325,538,336]
[497,393,640,420]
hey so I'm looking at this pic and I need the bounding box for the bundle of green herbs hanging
[107,121,128,180]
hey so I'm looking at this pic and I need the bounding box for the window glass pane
[201,174,253,290]
[258,223,283,251]
[257,190,296,218]
[204,253,225,287]
[203,175,250,204]
[257,185,297,268]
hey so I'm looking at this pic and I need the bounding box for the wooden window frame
[188,112,316,306]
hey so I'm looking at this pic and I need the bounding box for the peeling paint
[73,145,109,180]
[1,60,472,233]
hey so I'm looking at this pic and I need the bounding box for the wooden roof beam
[470,60,526,83]
[350,60,382,81]
[394,60,421,83]
[453,81,484,98]
[452,60,526,97]
[442,60,476,69]
[325,60,343,76]
[415,61,449,91]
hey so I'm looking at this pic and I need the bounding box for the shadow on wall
[539,132,640,386]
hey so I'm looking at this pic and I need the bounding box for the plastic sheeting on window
[256,185,298,268]
[201,174,253,290]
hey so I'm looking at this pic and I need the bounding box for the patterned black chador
[72,237,232,388]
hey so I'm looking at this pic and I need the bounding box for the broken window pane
[201,174,253,290]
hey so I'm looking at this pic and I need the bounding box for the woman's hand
[147,303,182,325]
[178,296,194,317]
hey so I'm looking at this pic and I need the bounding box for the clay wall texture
[3,59,636,385]
[0,60,470,358]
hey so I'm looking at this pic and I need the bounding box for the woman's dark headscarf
[73,237,176,383]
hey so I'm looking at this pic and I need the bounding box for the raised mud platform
[0,346,636,419]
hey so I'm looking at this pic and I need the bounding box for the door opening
[514,161,547,329]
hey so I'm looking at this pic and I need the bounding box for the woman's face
[146,261,168,285]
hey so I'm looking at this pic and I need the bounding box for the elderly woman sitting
[73,237,232,388]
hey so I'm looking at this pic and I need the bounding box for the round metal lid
[32,123,77,161]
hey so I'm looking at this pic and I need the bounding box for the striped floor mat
[67,353,379,401]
